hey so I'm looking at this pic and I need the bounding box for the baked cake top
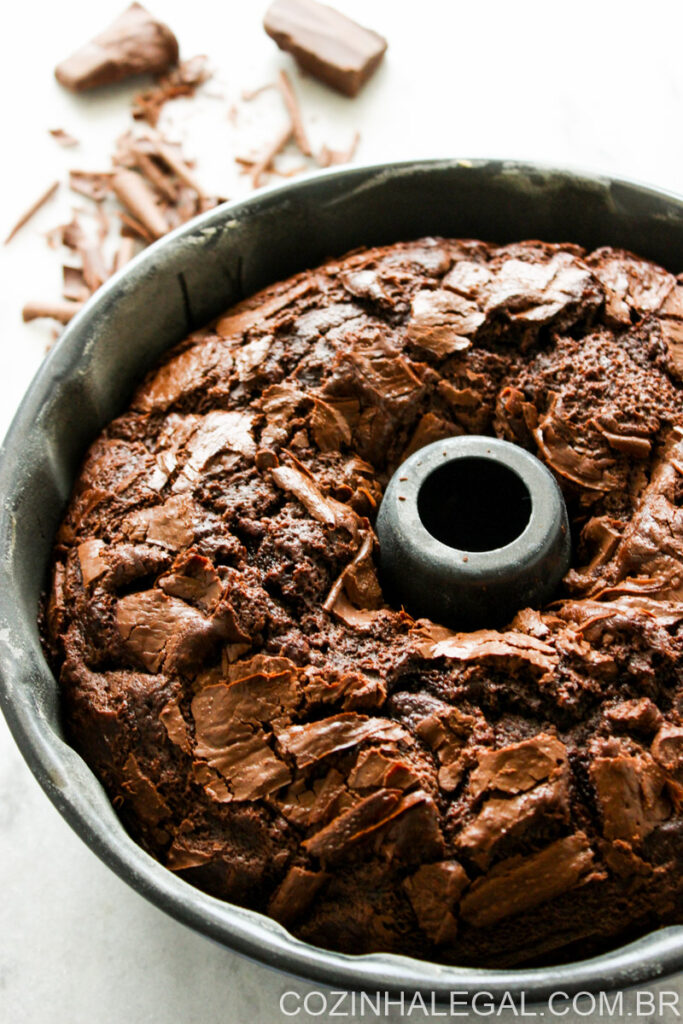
[44,238,683,966]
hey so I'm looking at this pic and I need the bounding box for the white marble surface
[2,1,683,1020]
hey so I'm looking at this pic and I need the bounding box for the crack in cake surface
[42,237,683,967]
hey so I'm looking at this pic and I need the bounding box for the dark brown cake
[42,238,683,966]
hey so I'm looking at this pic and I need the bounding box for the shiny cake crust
[43,238,683,966]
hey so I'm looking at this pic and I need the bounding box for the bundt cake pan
[2,159,683,1002]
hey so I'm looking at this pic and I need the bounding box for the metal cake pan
[1,158,683,1002]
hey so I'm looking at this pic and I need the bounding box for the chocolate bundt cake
[42,237,683,966]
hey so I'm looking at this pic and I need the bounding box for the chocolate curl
[112,169,169,239]
[54,3,179,92]
[4,181,59,245]
[22,300,84,324]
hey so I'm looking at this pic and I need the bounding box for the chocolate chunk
[416,705,478,792]
[459,833,599,927]
[159,553,222,611]
[610,433,683,599]
[590,747,671,841]
[303,788,441,864]
[303,788,402,862]
[586,248,675,325]
[268,865,327,925]
[159,697,191,754]
[347,748,420,790]
[605,699,663,736]
[197,731,291,801]
[172,410,257,492]
[443,245,603,341]
[271,463,359,535]
[651,725,683,781]
[404,289,481,357]
[133,338,226,412]
[122,494,199,550]
[422,628,558,673]
[116,589,219,672]
[532,393,619,493]
[192,665,299,751]
[121,752,170,825]
[55,3,179,92]
[302,667,386,712]
[77,539,108,587]
[468,734,567,799]
[404,860,469,944]
[276,769,347,827]
[264,0,387,97]
[275,713,407,768]
[456,773,570,870]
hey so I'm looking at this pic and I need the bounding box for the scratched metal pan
[1,159,683,1002]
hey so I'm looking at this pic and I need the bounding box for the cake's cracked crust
[42,238,683,967]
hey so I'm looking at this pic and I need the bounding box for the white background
[1,1,683,1020]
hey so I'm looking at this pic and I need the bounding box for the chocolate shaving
[276,69,312,157]
[49,128,79,148]
[117,211,155,242]
[241,123,294,189]
[62,265,90,302]
[69,171,114,203]
[22,300,84,324]
[114,236,138,271]
[317,130,360,167]
[241,82,275,101]
[132,55,210,126]
[460,833,599,928]
[5,181,59,245]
